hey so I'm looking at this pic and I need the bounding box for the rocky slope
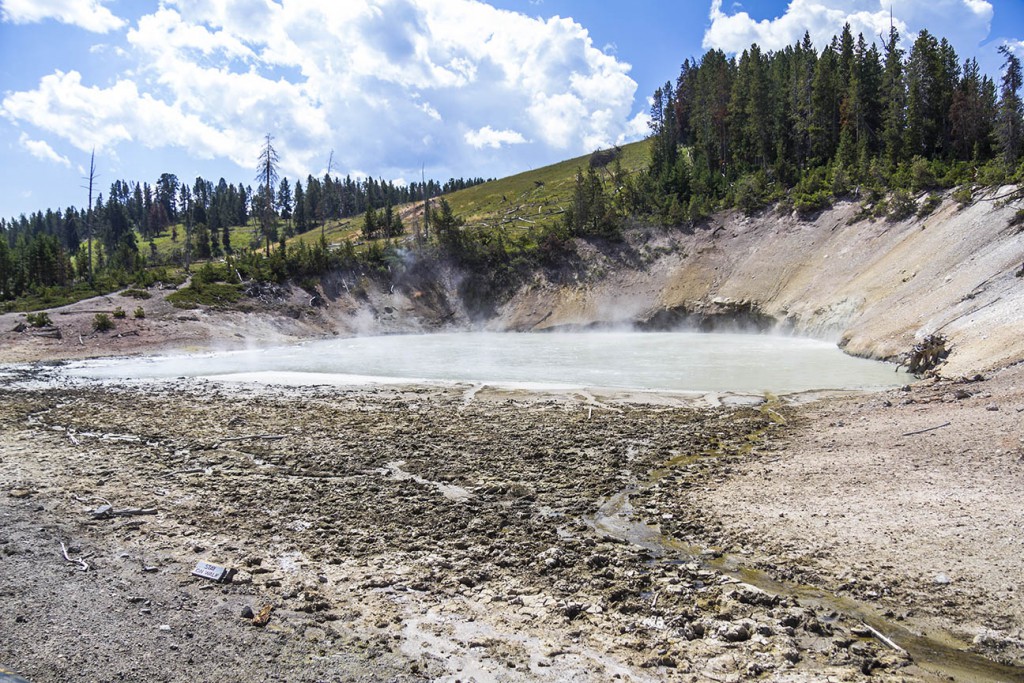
[493,191,1024,376]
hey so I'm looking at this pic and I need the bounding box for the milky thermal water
[62,332,906,393]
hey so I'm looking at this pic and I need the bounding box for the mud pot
[1,368,1022,682]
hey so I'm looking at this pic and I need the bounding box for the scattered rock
[720,621,751,642]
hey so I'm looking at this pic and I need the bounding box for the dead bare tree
[256,133,280,255]
[82,149,97,283]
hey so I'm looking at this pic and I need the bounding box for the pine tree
[996,45,1023,167]
[790,32,818,171]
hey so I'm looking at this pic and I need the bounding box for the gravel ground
[2,368,1022,682]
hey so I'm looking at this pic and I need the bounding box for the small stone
[721,622,751,642]
[158,624,171,631]
[953,389,971,400]
[933,573,952,585]
[240,606,255,619]
[986,403,999,411]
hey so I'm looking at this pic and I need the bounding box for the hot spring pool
[60,331,907,394]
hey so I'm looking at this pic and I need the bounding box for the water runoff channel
[59,331,1024,681]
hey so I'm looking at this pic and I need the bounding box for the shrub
[734,173,767,215]
[977,159,1008,187]
[952,185,973,208]
[917,193,943,218]
[887,190,916,221]
[1011,209,1024,231]
[121,288,151,299]
[134,306,146,319]
[793,190,832,218]
[112,306,127,319]
[92,313,114,332]
[26,312,51,327]
[909,156,937,192]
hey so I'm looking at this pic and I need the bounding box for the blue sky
[1,0,1022,219]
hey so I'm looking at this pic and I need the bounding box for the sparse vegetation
[112,306,127,319]
[134,306,146,319]
[25,311,51,327]
[92,313,114,332]
[917,193,943,218]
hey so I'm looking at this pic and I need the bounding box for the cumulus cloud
[2,70,257,164]
[465,126,527,149]
[703,0,994,57]
[0,0,125,33]
[18,133,70,167]
[1,0,645,183]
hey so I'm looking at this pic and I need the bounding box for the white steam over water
[62,332,907,393]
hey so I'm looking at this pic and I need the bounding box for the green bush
[167,281,242,309]
[1011,209,1024,230]
[92,313,115,332]
[917,193,943,218]
[734,173,768,215]
[121,288,151,299]
[112,306,127,319]
[793,190,832,217]
[887,189,917,221]
[25,312,51,327]
[134,306,146,319]
[952,185,973,208]
[977,159,1008,187]
[910,156,937,192]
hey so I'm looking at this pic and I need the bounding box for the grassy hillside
[291,139,651,248]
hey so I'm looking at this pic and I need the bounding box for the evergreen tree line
[0,166,488,300]
[644,25,1024,221]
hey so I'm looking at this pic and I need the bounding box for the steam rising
[62,332,906,394]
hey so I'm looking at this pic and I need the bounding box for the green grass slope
[291,139,651,247]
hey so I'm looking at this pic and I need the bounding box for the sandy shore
[1,359,1022,682]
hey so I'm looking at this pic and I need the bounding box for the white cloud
[2,70,256,164]
[0,0,125,33]
[1,0,645,184]
[465,126,526,149]
[703,0,994,58]
[18,132,71,167]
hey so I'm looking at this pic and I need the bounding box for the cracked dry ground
[1,381,934,682]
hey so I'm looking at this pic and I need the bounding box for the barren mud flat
[2,367,1023,682]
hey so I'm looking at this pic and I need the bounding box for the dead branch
[215,434,287,448]
[900,422,951,437]
[860,622,906,653]
[90,505,158,520]
[73,494,113,508]
[60,541,89,571]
